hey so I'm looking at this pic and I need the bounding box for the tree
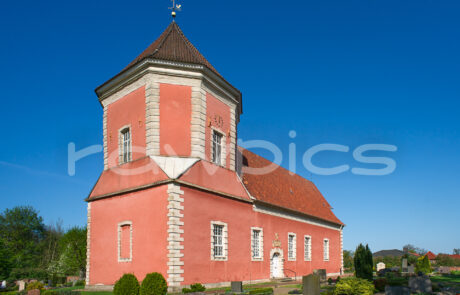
[416,255,432,274]
[403,244,427,255]
[343,250,354,271]
[0,206,46,269]
[0,238,12,280]
[454,249,460,255]
[354,244,373,281]
[59,226,87,277]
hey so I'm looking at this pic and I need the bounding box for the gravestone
[439,266,450,274]
[313,269,327,283]
[409,275,432,293]
[377,262,386,272]
[18,281,25,291]
[1,281,6,289]
[27,289,40,295]
[407,265,415,274]
[385,286,410,295]
[231,281,243,293]
[401,258,408,273]
[302,274,320,295]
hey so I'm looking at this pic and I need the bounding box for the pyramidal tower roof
[125,21,221,78]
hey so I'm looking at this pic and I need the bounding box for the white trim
[117,221,133,262]
[210,221,228,261]
[118,125,132,165]
[145,81,160,156]
[166,183,185,288]
[287,232,296,261]
[251,227,264,261]
[210,128,226,167]
[253,203,342,231]
[103,107,108,169]
[304,235,312,261]
[340,227,344,274]
[85,203,91,285]
[323,238,330,261]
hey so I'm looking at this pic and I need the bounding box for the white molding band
[210,221,228,261]
[85,203,91,285]
[287,232,296,261]
[166,183,185,289]
[103,107,108,169]
[250,227,264,261]
[117,221,133,262]
[253,203,342,231]
[340,228,344,274]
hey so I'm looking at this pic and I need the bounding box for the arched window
[120,127,131,164]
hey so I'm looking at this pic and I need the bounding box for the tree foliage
[416,255,432,274]
[0,206,46,270]
[140,273,168,295]
[58,226,87,277]
[114,274,140,295]
[343,250,354,271]
[354,244,373,281]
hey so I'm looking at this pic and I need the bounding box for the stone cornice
[95,59,242,115]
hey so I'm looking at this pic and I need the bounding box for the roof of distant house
[425,251,437,260]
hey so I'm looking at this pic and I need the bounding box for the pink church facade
[86,22,344,291]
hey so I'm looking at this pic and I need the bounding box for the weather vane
[169,0,182,20]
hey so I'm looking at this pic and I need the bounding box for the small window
[288,233,296,260]
[304,235,312,261]
[251,228,263,260]
[120,128,131,163]
[212,130,223,165]
[323,238,330,261]
[118,221,132,262]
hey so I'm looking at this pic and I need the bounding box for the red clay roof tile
[240,148,344,225]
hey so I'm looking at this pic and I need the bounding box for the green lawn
[431,274,460,284]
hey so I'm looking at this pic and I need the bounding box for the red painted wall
[159,83,191,156]
[205,93,231,168]
[182,187,341,284]
[106,87,146,167]
[89,186,168,285]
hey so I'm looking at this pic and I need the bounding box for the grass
[431,274,460,284]
[79,292,113,295]
[279,284,301,289]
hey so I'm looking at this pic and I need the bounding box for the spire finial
[169,0,182,20]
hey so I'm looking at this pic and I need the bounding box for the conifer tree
[354,243,373,280]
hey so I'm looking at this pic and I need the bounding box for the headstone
[18,281,25,291]
[409,275,432,293]
[377,262,386,272]
[313,269,327,283]
[27,289,40,295]
[302,274,320,295]
[385,286,410,295]
[439,266,450,274]
[1,281,6,289]
[231,281,243,293]
[401,258,408,273]
[407,265,415,274]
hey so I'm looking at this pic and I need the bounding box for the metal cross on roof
[169,0,182,19]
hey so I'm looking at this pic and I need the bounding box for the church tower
[96,21,242,172]
[87,20,343,292]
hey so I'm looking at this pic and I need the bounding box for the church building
[86,20,344,291]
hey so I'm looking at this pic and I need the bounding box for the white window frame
[323,238,330,261]
[287,232,296,261]
[251,227,264,261]
[210,221,228,261]
[119,125,132,164]
[118,221,133,262]
[210,128,226,167]
[304,235,312,261]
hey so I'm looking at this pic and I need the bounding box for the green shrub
[182,283,205,293]
[248,288,274,295]
[416,255,432,274]
[354,244,373,281]
[140,273,167,295]
[114,274,140,295]
[42,290,58,295]
[451,270,460,275]
[26,282,45,291]
[288,290,302,294]
[373,278,387,292]
[74,280,85,287]
[333,278,374,295]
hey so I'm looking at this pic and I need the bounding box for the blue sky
[0,0,459,254]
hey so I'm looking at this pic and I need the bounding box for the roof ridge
[152,22,176,56]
